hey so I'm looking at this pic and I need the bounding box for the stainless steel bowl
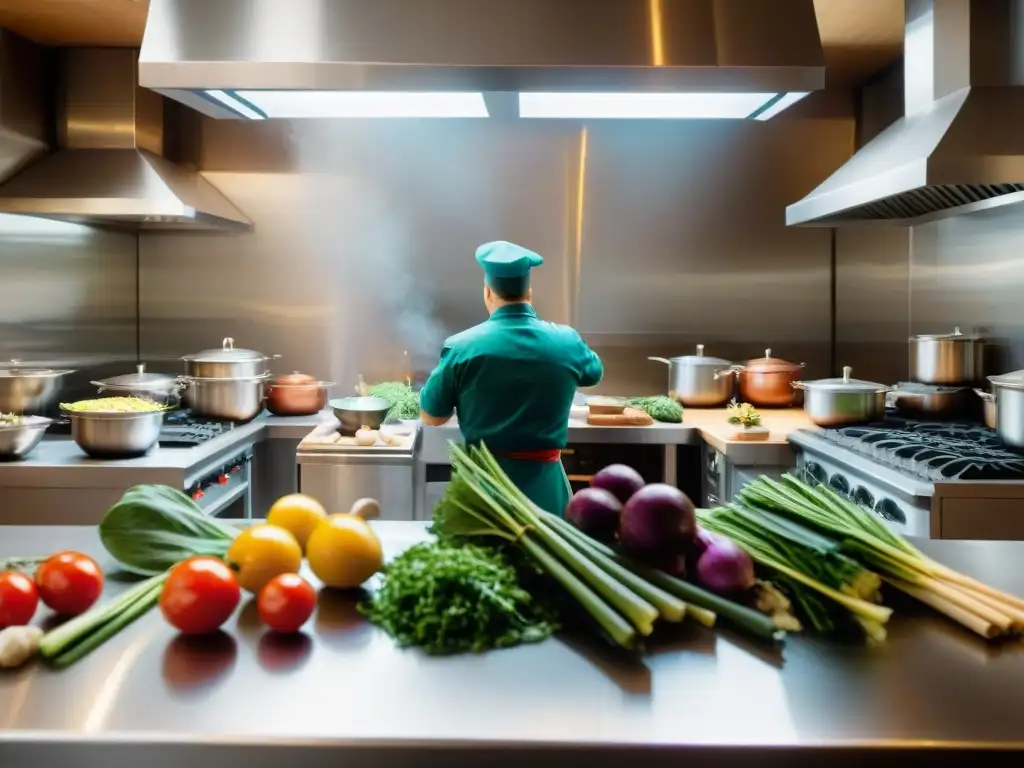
[0,416,52,461]
[183,375,267,421]
[330,396,391,433]
[0,365,73,414]
[65,410,164,459]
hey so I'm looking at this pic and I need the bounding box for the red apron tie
[496,449,562,463]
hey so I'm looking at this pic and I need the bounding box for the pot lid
[798,366,888,393]
[0,360,71,377]
[271,371,317,386]
[743,348,805,373]
[668,344,731,367]
[183,337,266,363]
[909,326,983,342]
[988,370,1024,391]
[894,381,968,394]
[93,364,178,389]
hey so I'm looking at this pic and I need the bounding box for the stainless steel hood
[0,45,251,231]
[788,0,1024,227]
[140,0,824,118]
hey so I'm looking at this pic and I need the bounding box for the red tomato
[160,557,241,634]
[35,551,104,616]
[258,573,316,633]
[0,571,39,628]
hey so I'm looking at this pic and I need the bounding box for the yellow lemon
[306,513,383,589]
[266,493,328,552]
[226,524,303,593]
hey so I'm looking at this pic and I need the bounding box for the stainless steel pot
[183,375,267,421]
[65,410,163,458]
[909,326,985,385]
[0,415,51,461]
[0,361,73,415]
[182,338,278,379]
[975,389,997,430]
[649,344,733,407]
[793,366,890,427]
[987,371,1024,448]
[93,364,184,407]
[888,382,971,418]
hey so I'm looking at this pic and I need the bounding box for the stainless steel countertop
[0,413,330,489]
[419,420,700,464]
[2,523,1024,768]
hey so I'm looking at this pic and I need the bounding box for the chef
[419,241,604,515]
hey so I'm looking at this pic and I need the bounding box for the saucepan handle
[648,357,672,365]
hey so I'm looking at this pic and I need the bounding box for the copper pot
[732,349,805,408]
[265,372,333,416]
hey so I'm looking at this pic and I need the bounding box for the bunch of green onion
[728,475,1024,640]
[433,443,784,648]
[698,503,891,642]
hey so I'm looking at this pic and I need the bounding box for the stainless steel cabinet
[298,455,416,520]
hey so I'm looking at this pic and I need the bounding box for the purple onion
[565,488,622,543]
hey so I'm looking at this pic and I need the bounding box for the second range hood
[788,0,1024,227]
[0,46,251,231]
[140,0,824,120]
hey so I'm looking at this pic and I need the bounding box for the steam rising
[288,121,463,384]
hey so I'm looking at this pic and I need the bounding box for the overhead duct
[788,0,1024,227]
[0,46,251,231]
[139,0,825,120]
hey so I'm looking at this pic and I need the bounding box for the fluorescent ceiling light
[519,92,807,120]
[753,92,811,121]
[205,90,489,119]
[205,90,266,120]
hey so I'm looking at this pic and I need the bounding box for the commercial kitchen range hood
[139,0,825,121]
[0,41,251,231]
[788,0,1024,227]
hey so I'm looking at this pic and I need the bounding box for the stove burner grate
[816,416,1024,482]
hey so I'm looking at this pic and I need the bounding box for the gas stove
[788,414,1024,540]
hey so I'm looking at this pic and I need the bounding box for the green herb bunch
[361,541,559,655]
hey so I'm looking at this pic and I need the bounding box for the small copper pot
[265,372,334,416]
[732,349,805,408]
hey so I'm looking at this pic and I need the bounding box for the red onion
[590,464,645,504]
[565,488,622,543]
[618,484,695,561]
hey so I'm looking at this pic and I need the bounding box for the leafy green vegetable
[367,381,421,420]
[99,484,239,576]
[627,396,683,423]
[361,541,558,655]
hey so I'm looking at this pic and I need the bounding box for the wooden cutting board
[724,425,770,441]
[587,407,654,427]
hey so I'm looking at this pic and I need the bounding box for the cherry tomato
[35,551,104,616]
[0,571,39,628]
[160,557,241,634]
[258,573,316,633]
